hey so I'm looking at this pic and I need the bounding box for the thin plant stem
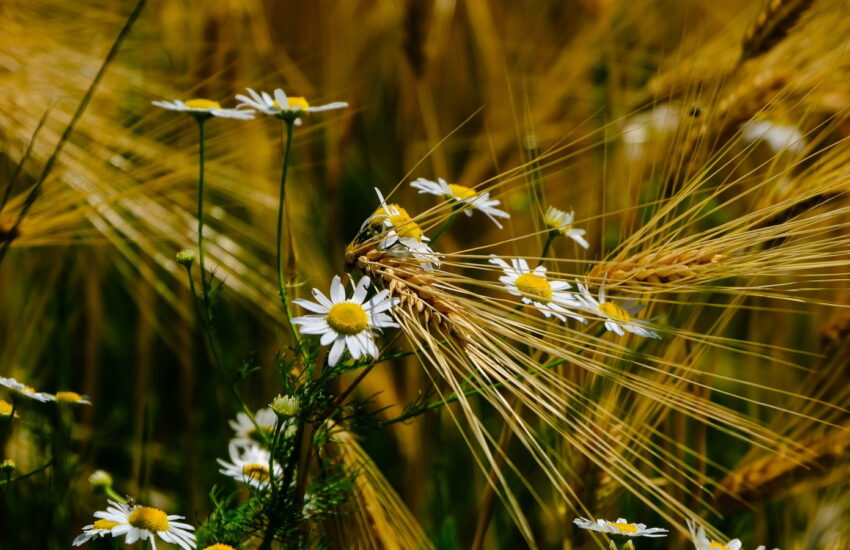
[185,126,265,441]
[0,458,54,486]
[275,120,303,353]
[195,118,210,310]
[537,232,556,267]
[429,210,460,244]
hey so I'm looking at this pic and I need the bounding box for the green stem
[537,232,556,267]
[195,118,210,310]
[429,210,460,244]
[276,120,302,353]
[104,486,127,504]
[0,458,53,486]
[187,125,266,442]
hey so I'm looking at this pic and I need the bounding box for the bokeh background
[2,0,850,548]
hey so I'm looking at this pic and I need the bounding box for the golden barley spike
[741,0,816,62]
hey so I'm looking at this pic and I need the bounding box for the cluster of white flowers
[0,376,90,404]
[488,263,659,337]
[575,516,780,549]
[153,87,348,124]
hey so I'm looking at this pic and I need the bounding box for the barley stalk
[741,0,816,62]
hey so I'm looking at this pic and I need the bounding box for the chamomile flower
[77,499,196,549]
[72,519,121,546]
[217,441,282,490]
[489,256,585,323]
[293,275,399,366]
[364,188,441,270]
[229,406,278,446]
[410,177,510,228]
[234,88,347,125]
[55,391,91,405]
[688,520,742,550]
[573,517,668,538]
[0,376,55,402]
[544,206,589,249]
[575,282,659,338]
[151,99,254,120]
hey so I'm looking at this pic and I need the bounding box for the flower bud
[175,249,197,267]
[1,459,15,475]
[271,394,300,418]
[88,469,113,492]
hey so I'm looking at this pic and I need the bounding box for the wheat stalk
[741,0,816,62]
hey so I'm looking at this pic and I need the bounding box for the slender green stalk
[537,232,556,267]
[275,120,302,353]
[196,118,210,309]
[185,123,266,441]
[0,458,54,486]
[429,209,460,244]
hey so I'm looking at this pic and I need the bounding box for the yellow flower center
[288,96,310,110]
[55,391,83,403]
[0,400,13,416]
[327,303,369,335]
[184,99,221,110]
[515,273,553,302]
[93,519,119,530]
[242,463,271,483]
[447,184,477,200]
[710,543,729,550]
[203,544,237,550]
[370,204,424,241]
[21,385,36,394]
[128,507,170,532]
[273,96,310,110]
[608,521,639,534]
[599,301,632,322]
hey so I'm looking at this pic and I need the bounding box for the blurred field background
[2,0,850,548]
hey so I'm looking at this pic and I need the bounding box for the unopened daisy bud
[0,459,15,475]
[271,394,300,418]
[88,470,113,491]
[176,249,197,267]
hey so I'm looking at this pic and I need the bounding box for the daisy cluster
[217,406,286,490]
[574,516,780,549]
[153,87,347,123]
[489,261,659,339]
[0,376,91,405]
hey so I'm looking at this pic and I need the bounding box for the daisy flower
[575,282,660,338]
[544,206,589,249]
[75,499,196,549]
[55,391,91,405]
[229,406,278,446]
[688,520,742,550]
[72,518,121,546]
[292,275,399,366]
[489,256,585,323]
[234,88,347,125]
[410,177,510,228]
[151,99,254,120]
[217,441,282,490]
[363,188,441,270]
[573,517,668,538]
[0,376,55,402]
